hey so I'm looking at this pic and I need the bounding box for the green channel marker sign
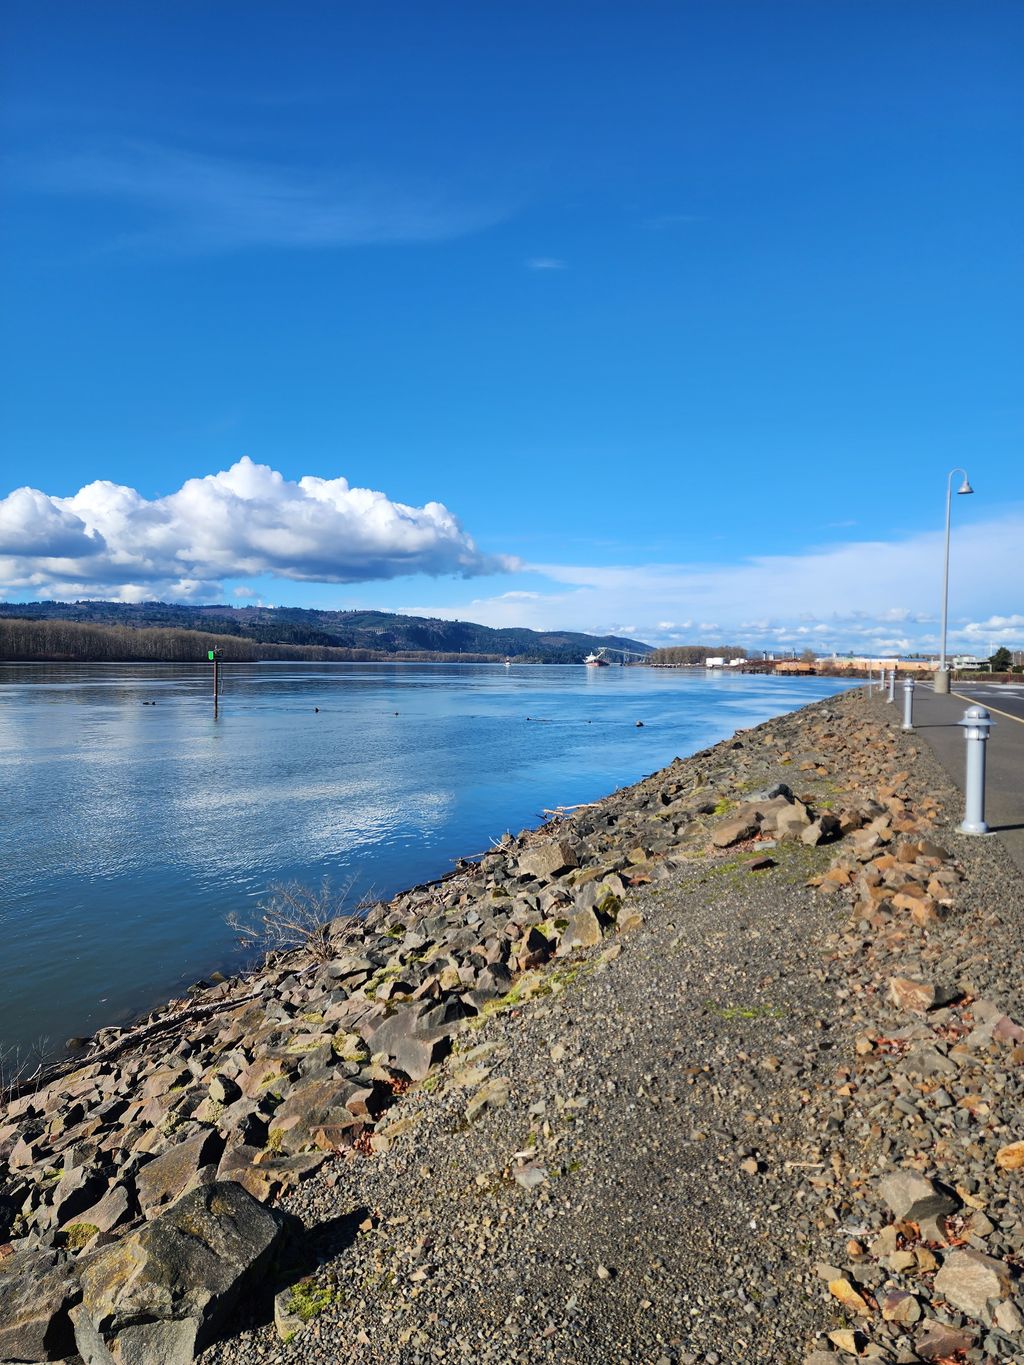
[208,651,215,661]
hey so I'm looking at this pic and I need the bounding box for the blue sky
[1,0,1021,654]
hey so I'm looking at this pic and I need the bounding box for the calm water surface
[0,662,857,1057]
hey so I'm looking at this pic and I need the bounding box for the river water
[0,662,857,1058]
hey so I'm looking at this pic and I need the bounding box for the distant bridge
[588,646,649,665]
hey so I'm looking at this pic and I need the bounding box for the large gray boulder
[363,998,465,1081]
[135,1127,223,1216]
[267,1072,371,1152]
[0,1246,80,1361]
[516,841,578,882]
[72,1181,285,1365]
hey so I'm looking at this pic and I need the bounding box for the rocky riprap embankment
[1,688,1022,1364]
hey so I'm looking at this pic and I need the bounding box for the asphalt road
[950,680,1024,723]
[888,681,1024,875]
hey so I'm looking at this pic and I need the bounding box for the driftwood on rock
[4,987,268,1103]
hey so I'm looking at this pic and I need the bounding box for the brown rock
[995,1141,1024,1170]
[827,1327,866,1355]
[914,1320,975,1360]
[828,1277,872,1316]
[879,1170,958,1222]
[517,841,578,881]
[711,817,758,848]
[141,1066,191,1100]
[889,976,957,1013]
[136,1127,223,1216]
[238,1056,289,1099]
[800,813,841,846]
[269,1073,372,1152]
[933,1248,1013,1323]
[774,803,813,839]
[74,1180,133,1235]
[892,888,929,911]
[217,1144,281,1201]
[361,1006,446,1081]
[910,899,943,928]
[555,907,604,954]
[880,1289,921,1324]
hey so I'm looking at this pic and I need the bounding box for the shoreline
[3,687,1023,1364]
[9,674,843,1088]
[1,667,856,1067]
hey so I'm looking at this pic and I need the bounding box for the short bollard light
[887,670,896,704]
[959,705,993,835]
[901,677,915,731]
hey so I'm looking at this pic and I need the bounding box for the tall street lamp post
[934,468,973,695]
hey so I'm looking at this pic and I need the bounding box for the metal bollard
[887,670,896,704]
[959,706,993,835]
[901,677,915,731]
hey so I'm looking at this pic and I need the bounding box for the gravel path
[204,844,843,1364]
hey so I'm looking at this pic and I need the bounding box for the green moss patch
[287,1278,336,1323]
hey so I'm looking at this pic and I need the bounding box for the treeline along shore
[0,618,501,665]
[0,601,653,665]
[2,688,1023,1363]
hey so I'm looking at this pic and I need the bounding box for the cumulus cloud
[0,487,104,558]
[961,614,1024,644]
[0,457,513,601]
[402,509,1024,653]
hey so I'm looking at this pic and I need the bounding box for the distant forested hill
[0,601,652,664]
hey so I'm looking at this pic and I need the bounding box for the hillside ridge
[0,600,651,664]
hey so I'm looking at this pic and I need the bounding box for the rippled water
[0,661,856,1057]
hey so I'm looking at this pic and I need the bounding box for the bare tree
[0,1037,50,1104]
[648,644,748,665]
[226,877,374,964]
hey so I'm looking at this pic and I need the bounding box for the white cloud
[20,141,504,254]
[0,457,514,601]
[401,509,1024,652]
[526,257,565,270]
[961,614,1024,644]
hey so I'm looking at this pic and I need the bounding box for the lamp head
[958,478,973,495]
